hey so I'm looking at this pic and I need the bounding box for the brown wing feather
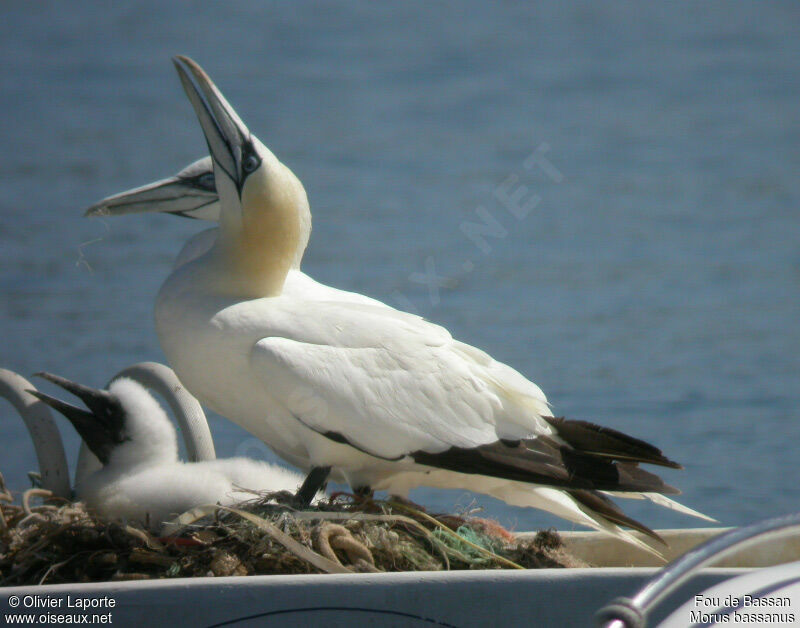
[308,413,682,497]
[569,489,665,544]
[543,416,682,469]
[411,434,679,494]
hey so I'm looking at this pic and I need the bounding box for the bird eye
[242,154,259,174]
[197,173,216,191]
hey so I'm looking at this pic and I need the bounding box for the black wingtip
[570,489,666,545]
[544,416,683,470]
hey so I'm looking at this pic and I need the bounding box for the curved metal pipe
[597,511,800,627]
[0,368,72,498]
[111,361,216,461]
[76,361,216,484]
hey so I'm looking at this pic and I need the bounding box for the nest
[0,474,585,586]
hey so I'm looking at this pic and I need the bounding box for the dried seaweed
[0,478,586,586]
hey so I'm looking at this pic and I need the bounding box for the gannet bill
[30,372,314,531]
[85,157,220,221]
[150,55,705,550]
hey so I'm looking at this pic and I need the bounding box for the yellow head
[174,56,311,296]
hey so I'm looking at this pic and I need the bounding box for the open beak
[30,372,126,465]
[84,157,219,220]
[172,55,252,193]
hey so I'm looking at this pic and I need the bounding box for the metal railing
[596,511,800,627]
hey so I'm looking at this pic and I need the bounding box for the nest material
[0,476,585,586]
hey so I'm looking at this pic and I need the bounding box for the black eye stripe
[179,173,217,192]
[195,173,216,191]
[241,141,261,176]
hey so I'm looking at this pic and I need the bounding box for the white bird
[102,56,709,551]
[30,372,312,531]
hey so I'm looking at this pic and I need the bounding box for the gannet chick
[30,372,314,531]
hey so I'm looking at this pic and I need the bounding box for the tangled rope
[313,523,380,573]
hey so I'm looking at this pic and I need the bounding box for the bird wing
[250,300,551,459]
[249,300,677,495]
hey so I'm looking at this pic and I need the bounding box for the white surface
[1,568,743,628]
[552,527,800,568]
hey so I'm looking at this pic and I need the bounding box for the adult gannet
[85,168,708,530]
[30,372,312,531]
[123,56,704,550]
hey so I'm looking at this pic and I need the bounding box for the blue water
[1,2,798,533]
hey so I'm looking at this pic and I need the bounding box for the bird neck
[105,380,179,469]
[214,186,306,298]
[218,223,295,297]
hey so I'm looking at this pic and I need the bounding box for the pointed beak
[28,388,95,428]
[34,372,115,416]
[173,55,252,192]
[31,372,126,465]
[84,175,218,219]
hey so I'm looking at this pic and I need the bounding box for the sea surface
[1,2,798,533]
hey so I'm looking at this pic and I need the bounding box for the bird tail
[604,491,718,523]
[491,482,668,560]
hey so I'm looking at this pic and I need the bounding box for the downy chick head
[30,373,178,470]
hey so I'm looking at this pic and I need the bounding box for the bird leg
[295,466,331,506]
[353,485,374,499]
